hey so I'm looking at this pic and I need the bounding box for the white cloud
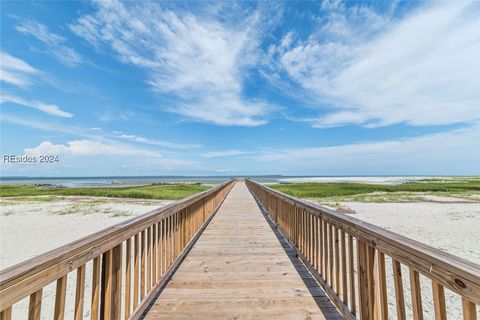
[115,132,202,149]
[70,1,270,126]
[16,20,83,66]
[0,94,73,118]
[200,149,250,158]
[25,140,159,157]
[0,52,38,86]
[16,139,198,175]
[275,1,480,127]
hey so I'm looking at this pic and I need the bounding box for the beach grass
[268,178,480,199]
[0,184,209,200]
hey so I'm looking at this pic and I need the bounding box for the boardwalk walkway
[143,181,341,319]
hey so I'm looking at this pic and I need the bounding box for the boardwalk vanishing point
[0,179,479,320]
[144,182,340,319]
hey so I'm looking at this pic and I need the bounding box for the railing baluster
[111,244,122,320]
[75,265,86,320]
[329,223,334,287]
[409,269,424,320]
[162,219,166,276]
[315,216,319,272]
[28,289,42,320]
[306,212,313,264]
[153,224,157,285]
[133,233,139,310]
[341,230,348,305]
[462,298,477,320]
[157,221,161,282]
[392,259,406,320]
[0,307,12,320]
[140,230,146,300]
[312,214,315,268]
[319,216,324,277]
[54,275,67,320]
[147,226,152,293]
[366,245,376,318]
[348,235,356,316]
[102,250,112,318]
[432,281,447,320]
[91,256,100,320]
[165,216,172,271]
[334,226,340,294]
[324,220,329,284]
[125,238,132,319]
[377,251,388,320]
[357,241,369,319]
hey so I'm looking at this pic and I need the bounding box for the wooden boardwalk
[2,180,479,320]
[143,181,341,319]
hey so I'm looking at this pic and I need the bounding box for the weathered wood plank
[144,182,337,319]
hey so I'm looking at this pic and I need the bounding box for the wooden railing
[0,179,236,320]
[246,179,480,320]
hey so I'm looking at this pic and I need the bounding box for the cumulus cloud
[0,94,73,118]
[274,1,480,128]
[70,1,270,126]
[24,140,159,157]
[16,20,83,66]
[0,52,38,87]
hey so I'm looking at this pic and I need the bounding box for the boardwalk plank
[144,182,338,319]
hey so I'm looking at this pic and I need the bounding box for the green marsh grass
[268,178,480,200]
[0,184,209,200]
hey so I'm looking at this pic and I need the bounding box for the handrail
[246,179,479,320]
[0,179,236,319]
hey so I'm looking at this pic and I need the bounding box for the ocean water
[0,175,430,187]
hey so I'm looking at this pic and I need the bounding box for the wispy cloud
[0,94,73,118]
[252,124,480,175]
[199,149,250,158]
[272,1,480,128]
[113,132,202,149]
[16,20,83,66]
[0,52,38,87]
[1,113,199,151]
[70,1,272,126]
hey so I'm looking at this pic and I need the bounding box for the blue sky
[1,0,479,177]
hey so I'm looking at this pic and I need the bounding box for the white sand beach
[0,196,170,320]
[279,176,428,185]
[1,196,478,319]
